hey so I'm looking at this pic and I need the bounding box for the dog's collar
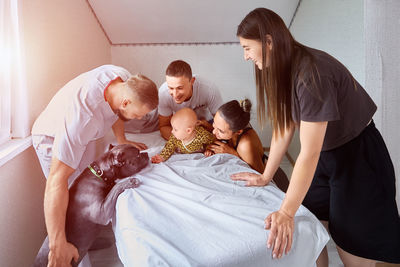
[88,163,106,181]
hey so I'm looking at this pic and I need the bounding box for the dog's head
[93,144,149,182]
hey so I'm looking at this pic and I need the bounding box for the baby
[151,108,215,163]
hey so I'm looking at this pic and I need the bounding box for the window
[0,1,12,145]
[0,0,29,147]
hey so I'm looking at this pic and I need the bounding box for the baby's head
[171,108,197,141]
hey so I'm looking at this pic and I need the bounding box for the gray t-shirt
[158,75,223,121]
[124,108,159,133]
[291,47,377,151]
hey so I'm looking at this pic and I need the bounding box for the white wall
[112,44,276,147]
[0,147,45,267]
[22,0,112,127]
[290,0,365,86]
[89,0,298,44]
[365,0,400,210]
[288,0,365,160]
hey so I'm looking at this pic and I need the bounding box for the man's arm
[197,119,213,132]
[112,119,147,150]
[112,119,128,144]
[159,115,173,140]
[44,157,79,266]
[206,82,223,117]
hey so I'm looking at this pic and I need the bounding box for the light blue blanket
[114,146,329,267]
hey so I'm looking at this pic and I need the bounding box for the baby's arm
[202,127,217,157]
[154,135,177,163]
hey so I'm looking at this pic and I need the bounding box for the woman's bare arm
[266,121,327,258]
[262,125,295,182]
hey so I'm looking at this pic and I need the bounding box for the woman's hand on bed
[230,172,271,186]
[265,210,294,259]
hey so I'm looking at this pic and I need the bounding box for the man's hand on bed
[151,154,165,163]
[118,140,148,150]
[265,210,294,259]
[230,172,271,186]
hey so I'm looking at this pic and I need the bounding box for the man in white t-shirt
[31,64,158,267]
[158,60,223,140]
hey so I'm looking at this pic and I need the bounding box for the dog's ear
[108,144,115,151]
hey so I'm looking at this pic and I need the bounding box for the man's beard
[116,109,130,122]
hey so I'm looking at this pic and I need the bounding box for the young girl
[231,7,400,266]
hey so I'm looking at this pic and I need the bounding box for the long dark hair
[237,8,319,137]
[218,99,252,132]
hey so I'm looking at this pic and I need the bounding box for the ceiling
[88,0,299,44]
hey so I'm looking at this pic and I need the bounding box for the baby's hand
[204,149,214,157]
[151,154,165,163]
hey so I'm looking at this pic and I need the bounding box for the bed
[111,131,329,267]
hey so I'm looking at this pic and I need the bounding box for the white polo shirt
[31,65,131,169]
[158,75,223,121]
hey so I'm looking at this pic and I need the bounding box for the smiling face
[212,112,234,140]
[239,36,272,70]
[166,75,194,104]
